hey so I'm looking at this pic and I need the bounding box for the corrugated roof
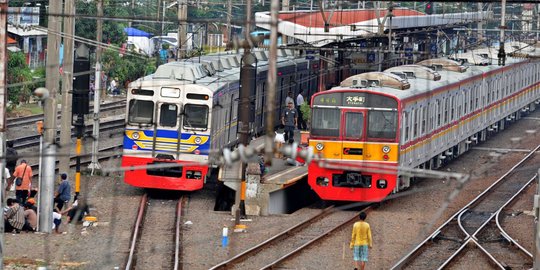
[278,9,423,29]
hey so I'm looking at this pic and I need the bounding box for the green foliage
[7,52,40,105]
[75,0,127,45]
[300,102,311,123]
[102,49,154,88]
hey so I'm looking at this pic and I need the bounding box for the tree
[7,52,43,105]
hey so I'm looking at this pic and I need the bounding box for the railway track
[10,118,124,150]
[392,144,540,270]
[210,206,369,270]
[6,101,125,128]
[125,193,184,270]
[28,144,123,173]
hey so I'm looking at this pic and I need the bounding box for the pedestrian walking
[13,160,32,204]
[350,212,372,270]
[5,141,18,191]
[54,173,71,211]
[296,90,307,130]
[281,101,298,143]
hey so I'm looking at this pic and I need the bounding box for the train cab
[308,88,400,202]
[122,63,213,191]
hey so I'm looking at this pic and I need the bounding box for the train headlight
[316,177,329,187]
[316,143,324,151]
[376,179,387,189]
[194,137,202,145]
[132,132,140,140]
[382,145,391,153]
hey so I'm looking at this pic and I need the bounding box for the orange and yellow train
[309,54,540,202]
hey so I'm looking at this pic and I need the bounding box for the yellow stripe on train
[309,140,399,162]
[125,130,209,145]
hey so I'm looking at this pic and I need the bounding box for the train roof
[132,49,315,94]
[331,53,531,101]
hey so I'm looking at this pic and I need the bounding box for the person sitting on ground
[25,198,37,213]
[4,198,25,233]
[22,202,37,232]
[52,209,62,234]
[61,199,90,223]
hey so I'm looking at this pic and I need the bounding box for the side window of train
[436,99,441,127]
[159,103,178,127]
[450,96,455,122]
[412,109,420,139]
[128,99,154,125]
[402,111,409,143]
[421,106,427,136]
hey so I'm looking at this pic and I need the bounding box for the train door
[341,109,366,161]
[155,102,181,159]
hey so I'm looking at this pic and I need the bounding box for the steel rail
[10,118,124,150]
[174,197,183,270]
[391,144,540,269]
[260,207,372,270]
[125,193,148,270]
[495,176,535,258]
[209,205,336,270]
[6,101,125,128]
[28,144,123,172]
[441,174,537,268]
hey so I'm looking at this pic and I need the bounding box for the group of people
[3,144,90,234]
[281,91,308,144]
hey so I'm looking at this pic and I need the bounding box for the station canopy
[255,8,490,47]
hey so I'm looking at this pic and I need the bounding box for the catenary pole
[40,0,62,234]
[88,0,103,173]
[498,0,507,66]
[0,0,8,266]
[534,169,540,269]
[178,0,187,59]
[265,0,279,166]
[59,0,76,176]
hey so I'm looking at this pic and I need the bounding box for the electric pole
[227,0,232,44]
[88,0,103,173]
[59,0,75,176]
[0,0,8,264]
[177,0,187,59]
[534,169,540,269]
[40,0,63,234]
[281,0,289,44]
[498,0,507,66]
[265,0,279,166]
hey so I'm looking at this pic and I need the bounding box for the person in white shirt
[285,91,295,107]
[296,90,307,130]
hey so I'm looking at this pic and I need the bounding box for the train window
[344,112,364,139]
[161,87,181,98]
[403,112,409,143]
[416,109,420,139]
[368,111,397,140]
[131,89,154,96]
[183,104,209,129]
[311,108,340,137]
[159,104,178,127]
[128,100,154,124]
[436,100,442,127]
[421,106,427,135]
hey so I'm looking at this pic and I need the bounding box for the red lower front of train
[308,161,397,202]
[122,156,208,191]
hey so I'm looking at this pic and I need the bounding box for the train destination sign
[313,92,397,109]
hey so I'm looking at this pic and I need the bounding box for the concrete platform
[218,130,311,215]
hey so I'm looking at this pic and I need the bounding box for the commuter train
[122,49,320,190]
[308,47,540,202]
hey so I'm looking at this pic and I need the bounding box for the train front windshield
[311,108,397,140]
